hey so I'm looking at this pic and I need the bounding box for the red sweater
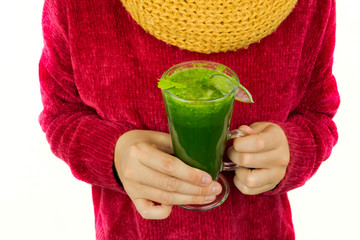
[39,0,339,239]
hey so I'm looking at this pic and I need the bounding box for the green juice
[162,68,235,180]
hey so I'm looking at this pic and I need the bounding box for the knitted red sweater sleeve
[268,0,340,194]
[39,0,132,192]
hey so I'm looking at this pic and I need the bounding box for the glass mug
[161,61,246,211]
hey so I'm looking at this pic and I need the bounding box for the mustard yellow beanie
[120,0,298,53]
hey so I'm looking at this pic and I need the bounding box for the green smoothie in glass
[161,67,235,179]
[159,61,253,211]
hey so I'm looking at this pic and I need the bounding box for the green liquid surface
[165,68,226,100]
[162,68,235,179]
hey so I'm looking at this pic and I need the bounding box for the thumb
[143,131,174,154]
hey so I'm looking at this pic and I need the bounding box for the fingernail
[201,176,212,185]
[212,185,221,194]
[205,195,216,202]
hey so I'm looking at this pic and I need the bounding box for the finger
[233,167,281,194]
[227,146,281,169]
[133,199,172,220]
[138,167,222,196]
[136,185,217,206]
[234,174,276,195]
[140,149,213,187]
[238,125,257,135]
[233,124,283,153]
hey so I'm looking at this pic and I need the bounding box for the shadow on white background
[0,1,359,239]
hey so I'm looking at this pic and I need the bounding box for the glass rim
[160,60,239,103]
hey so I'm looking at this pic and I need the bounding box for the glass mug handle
[222,129,247,171]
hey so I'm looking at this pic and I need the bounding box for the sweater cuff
[265,120,317,195]
[112,161,123,188]
[69,119,131,194]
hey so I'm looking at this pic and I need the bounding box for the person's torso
[65,0,331,238]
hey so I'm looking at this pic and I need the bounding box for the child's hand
[114,130,222,219]
[228,123,290,195]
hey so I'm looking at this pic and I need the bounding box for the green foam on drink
[158,68,230,100]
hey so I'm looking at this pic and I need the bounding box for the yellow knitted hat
[120,0,298,53]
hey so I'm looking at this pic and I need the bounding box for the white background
[0,1,359,239]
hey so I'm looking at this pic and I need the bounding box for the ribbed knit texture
[39,0,339,239]
[120,0,298,53]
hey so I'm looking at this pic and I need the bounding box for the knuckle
[269,123,280,132]
[192,195,204,205]
[234,174,259,195]
[244,175,258,188]
[254,136,265,151]
[122,168,135,180]
[188,170,201,185]
[233,140,242,152]
[234,177,250,195]
[239,153,252,167]
[197,186,208,196]
[240,186,251,195]
[160,192,173,205]
[165,177,179,191]
[128,142,143,158]
[236,182,255,195]
[278,168,287,180]
[160,158,175,174]
[280,155,290,167]
[278,158,287,168]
